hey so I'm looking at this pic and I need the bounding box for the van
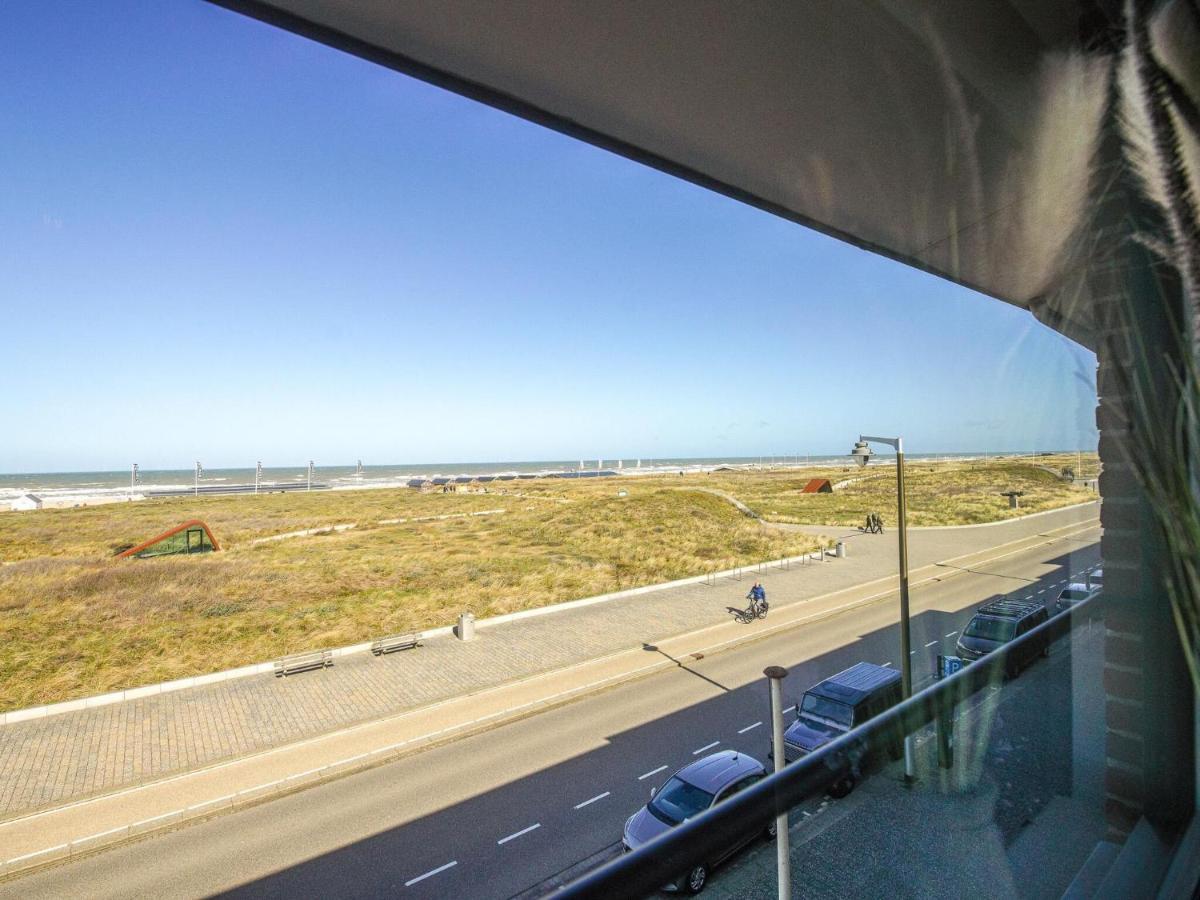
[781,662,903,797]
[956,597,1049,677]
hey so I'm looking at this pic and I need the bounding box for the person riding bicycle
[747,581,767,614]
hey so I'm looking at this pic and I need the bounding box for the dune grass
[701,455,1098,527]
[0,455,1096,710]
[0,486,817,710]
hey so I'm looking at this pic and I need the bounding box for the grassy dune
[0,455,1097,710]
[703,456,1097,527]
[0,486,817,710]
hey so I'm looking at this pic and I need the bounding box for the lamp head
[851,441,872,467]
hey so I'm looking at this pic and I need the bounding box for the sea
[0,453,1019,506]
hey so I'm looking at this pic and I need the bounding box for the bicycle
[729,592,769,623]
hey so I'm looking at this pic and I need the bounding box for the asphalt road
[1,527,1100,900]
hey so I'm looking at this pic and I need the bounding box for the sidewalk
[0,503,1099,877]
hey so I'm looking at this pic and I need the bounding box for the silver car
[622,750,774,894]
[1056,582,1097,612]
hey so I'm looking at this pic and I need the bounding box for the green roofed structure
[116,519,221,559]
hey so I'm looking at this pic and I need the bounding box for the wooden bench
[274,649,333,677]
[370,633,421,656]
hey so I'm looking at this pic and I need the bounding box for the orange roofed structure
[801,479,833,494]
[116,519,220,559]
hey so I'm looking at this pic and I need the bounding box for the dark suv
[781,662,903,797]
[956,597,1049,677]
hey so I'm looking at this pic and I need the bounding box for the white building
[10,494,44,511]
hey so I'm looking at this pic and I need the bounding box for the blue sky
[0,1,1098,473]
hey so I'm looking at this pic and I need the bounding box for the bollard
[764,666,792,900]
[456,612,476,641]
[835,541,846,559]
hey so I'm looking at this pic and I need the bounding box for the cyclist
[747,581,767,616]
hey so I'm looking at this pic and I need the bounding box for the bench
[370,633,421,656]
[274,649,333,677]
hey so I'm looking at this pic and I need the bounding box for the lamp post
[852,435,914,782]
[764,665,791,900]
[195,461,203,497]
[255,461,262,496]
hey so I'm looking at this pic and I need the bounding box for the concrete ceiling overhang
[215,0,1111,349]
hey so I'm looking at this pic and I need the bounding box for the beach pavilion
[212,1,1198,894]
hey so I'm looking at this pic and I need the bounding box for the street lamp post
[852,435,914,782]
[195,461,203,497]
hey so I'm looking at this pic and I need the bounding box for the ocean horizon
[0,451,1068,503]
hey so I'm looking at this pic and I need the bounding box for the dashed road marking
[693,741,720,755]
[638,766,668,781]
[944,631,958,638]
[784,705,797,714]
[574,792,610,810]
[406,861,457,887]
[738,722,762,734]
[924,641,938,648]
[498,823,541,845]
[882,661,892,667]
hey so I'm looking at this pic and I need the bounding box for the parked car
[781,661,903,797]
[622,750,773,894]
[1087,566,1104,591]
[956,598,1049,677]
[1055,582,1097,612]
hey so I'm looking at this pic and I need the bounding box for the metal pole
[764,666,791,900]
[896,442,915,782]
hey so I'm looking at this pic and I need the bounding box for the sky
[0,1,1099,473]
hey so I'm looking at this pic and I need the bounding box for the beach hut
[801,478,833,494]
[10,493,43,511]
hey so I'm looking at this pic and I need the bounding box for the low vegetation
[0,454,1097,710]
[703,454,1098,527]
[0,486,816,710]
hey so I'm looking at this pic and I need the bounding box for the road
[0,526,1099,899]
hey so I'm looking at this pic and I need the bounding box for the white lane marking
[405,860,457,887]
[882,661,892,667]
[910,650,917,655]
[924,641,938,648]
[1037,589,1046,594]
[693,741,721,755]
[784,705,797,714]
[945,631,958,638]
[497,823,541,845]
[575,792,610,809]
[802,811,812,818]
[738,722,762,734]
[638,766,668,781]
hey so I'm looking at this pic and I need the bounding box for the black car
[781,662,903,797]
[956,597,1049,677]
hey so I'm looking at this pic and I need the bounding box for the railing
[560,594,1100,898]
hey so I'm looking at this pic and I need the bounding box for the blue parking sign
[937,655,963,679]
